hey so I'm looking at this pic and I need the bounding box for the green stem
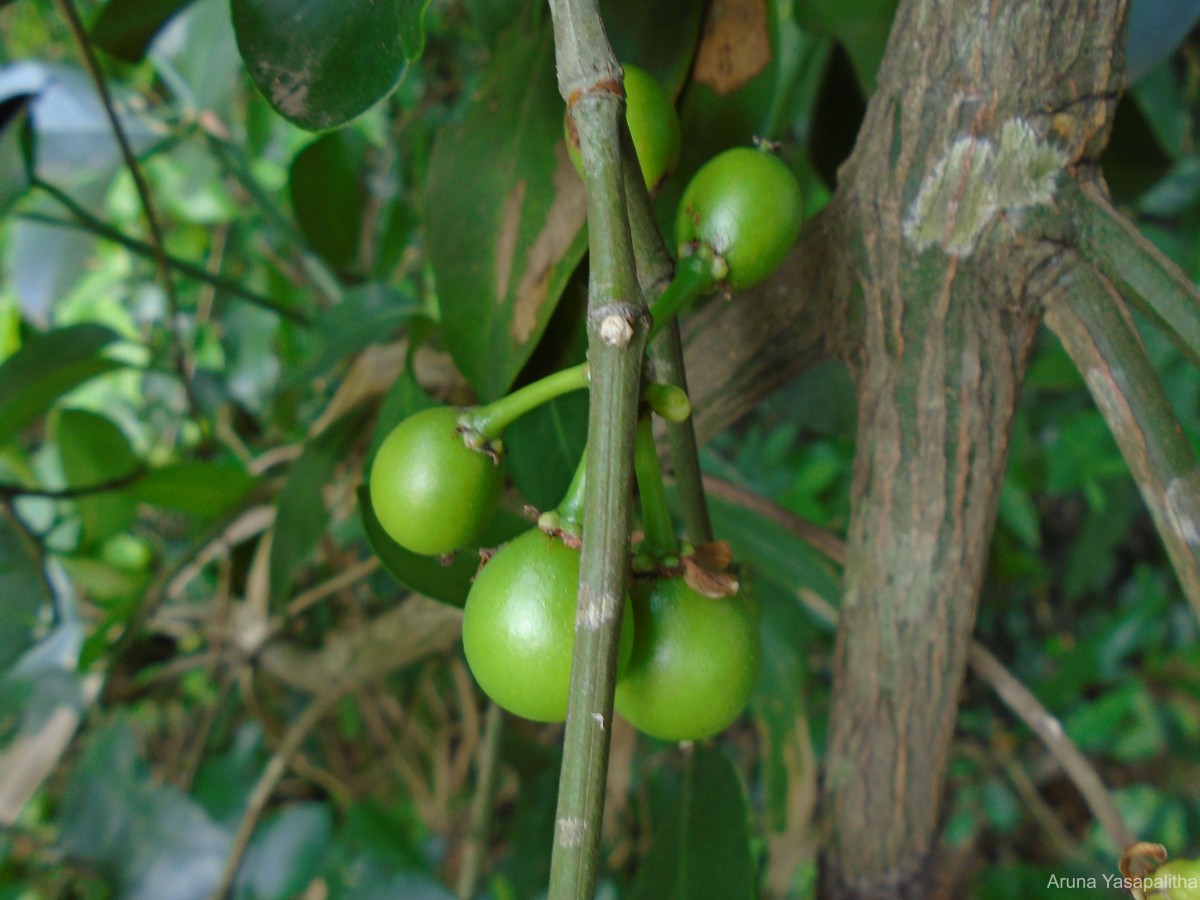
[462,363,590,440]
[545,2,647,894]
[621,143,714,544]
[554,452,589,534]
[635,417,678,559]
[646,251,716,343]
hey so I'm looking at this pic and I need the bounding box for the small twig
[715,481,1136,855]
[456,702,504,900]
[279,556,380,625]
[210,686,348,899]
[22,187,309,323]
[0,465,147,500]
[701,475,847,564]
[53,0,198,414]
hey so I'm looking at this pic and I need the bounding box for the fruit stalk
[646,250,716,343]
[545,0,648,895]
[462,362,590,441]
[622,146,714,543]
[634,416,678,559]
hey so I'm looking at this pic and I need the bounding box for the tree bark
[686,1,1128,897]
[821,2,1126,896]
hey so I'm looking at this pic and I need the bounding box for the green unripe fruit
[368,406,502,557]
[674,146,804,290]
[1151,860,1200,899]
[565,64,681,194]
[615,576,760,742]
[462,529,635,723]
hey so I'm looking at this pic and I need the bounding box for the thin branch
[968,644,1134,853]
[210,686,347,899]
[1071,180,1200,370]
[0,465,147,500]
[456,702,505,900]
[24,182,310,323]
[1043,258,1200,617]
[713,481,1135,856]
[53,0,197,412]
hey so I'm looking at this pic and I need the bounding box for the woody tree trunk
[821,1,1126,896]
[686,1,1130,897]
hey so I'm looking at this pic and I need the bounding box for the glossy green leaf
[288,131,370,273]
[795,0,898,94]
[231,0,428,131]
[358,486,527,608]
[55,409,140,549]
[270,408,369,605]
[630,746,755,900]
[90,0,196,63]
[0,324,122,450]
[0,507,49,670]
[129,462,255,520]
[426,21,588,401]
[0,94,33,215]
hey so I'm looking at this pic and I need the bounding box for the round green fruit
[674,146,804,290]
[462,528,635,723]
[368,406,502,557]
[615,576,760,742]
[565,64,681,193]
[1153,859,1200,899]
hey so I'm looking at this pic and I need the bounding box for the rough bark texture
[685,1,1128,897]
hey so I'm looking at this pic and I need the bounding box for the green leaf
[270,408,369,605]
[90,0,196,63]
[426,21,588,400]
[54,409,140,550]
[288,131,370,273]
[235,804,331,899]
[291,284,422,384]
[601,0,707,96]
[129,462,255,520]
[231,0,429,131]
[0,94,33,215]
[0,323,122,450]
[795,0,898,94]
[0,507,49,669]
[60,718,233,899]
[358,486,527,608]
[630,746,755,900]
[504,392,587,511]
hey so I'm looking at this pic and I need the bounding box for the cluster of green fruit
[367,65,802,743]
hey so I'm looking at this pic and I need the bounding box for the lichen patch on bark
[903,117,1068,256]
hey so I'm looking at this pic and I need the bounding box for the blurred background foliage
[1,0,1200,897]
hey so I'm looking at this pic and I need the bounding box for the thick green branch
[1044,258,1200,616]
[546,2,647,896]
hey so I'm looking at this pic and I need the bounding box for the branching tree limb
[1043,258,1200,614]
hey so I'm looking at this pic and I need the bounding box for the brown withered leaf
[681,540,740,598]
[693,0,771,97]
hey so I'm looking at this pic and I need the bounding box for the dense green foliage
[2,0,1200,898]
